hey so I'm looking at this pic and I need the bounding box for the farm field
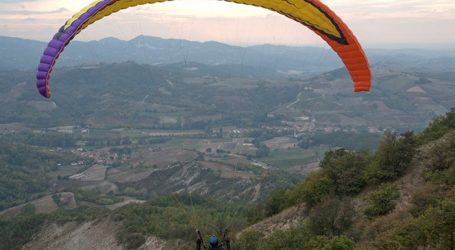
[261,145,330,169]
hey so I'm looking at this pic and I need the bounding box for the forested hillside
[237,109,455,249]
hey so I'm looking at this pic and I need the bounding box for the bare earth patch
[0,192,76,217]
[70,165,107,181]
[23,220,122,250]
[199,161,255,179]
[106,197,146,210]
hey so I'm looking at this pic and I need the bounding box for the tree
[422,199,455,250]
[320,149,370,195]
[255,144,270,158]
[264,190,288,217]
[367,131,416,182]
[307,236,356,250]
[419,108,455,143]
[287,171,334,208]
[309,197,355,236]
[235,231,264,250]
[364,184,400,218]
[260,225,313,250]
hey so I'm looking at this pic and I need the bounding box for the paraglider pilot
[196,230,230,250]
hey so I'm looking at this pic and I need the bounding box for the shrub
[420,199,455,250]
[307,235,356,250]
[235,231,264,250]
[419,108,455,143]
[369,198,455,250]
[309,197,354,236]
[259,225,313,250]
[0,213,46,250]
[364,184,400,218]
[123,233,146,249]
[264,190,288,217]
[287,171,334,208]
[428,132,455,170]
[52,193,61,207]
[367,131,416,182]
[320,150,370,195]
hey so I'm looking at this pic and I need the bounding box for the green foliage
[259,225,313,250]
[262,147,325,168]
[0,132,78,148]
[369,198,455,250]
[287,171,334,208]
[244,204,266,224]
[308,197,354,236]
[236,226,356,250]
[306,236,356,250]
[0,213,46,250]
[260,136,414,217]
[421,199,455,250]
[0,165,45,209]
[255,143,270,158]
[115,195,248,247]
[1,62,299,129]
[367,131,416,182]
[52,193,61,207]
[320,150,370,195]
[409,185,440,217]
[264,190,288,217]
[86,136,133,147]
[423,131,455,185]
[0,151,53,209]
[235,231,264,250]
[260,165,340,217]
[419,108,455,143]
[299,131,381,151]
[364,184,400,218]
[0,133,81,210]
[251,111,455,249]
[124,233,146,250]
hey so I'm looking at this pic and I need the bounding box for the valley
[0,36,454,249]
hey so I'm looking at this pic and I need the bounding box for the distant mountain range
[0,35,454,130]
[1,35,455,77]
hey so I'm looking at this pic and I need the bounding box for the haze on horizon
[0,0,454,49]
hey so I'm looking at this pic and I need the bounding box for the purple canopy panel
[36,0,114,98]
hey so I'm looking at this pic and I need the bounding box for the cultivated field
[264,137,298,150]
[261,146,329,169]
[199,161,256,179]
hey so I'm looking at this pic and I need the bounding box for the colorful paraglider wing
[36,0,371,98]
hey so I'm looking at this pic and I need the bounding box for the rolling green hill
[0,61,454,131]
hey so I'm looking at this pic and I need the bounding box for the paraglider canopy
[36,0,371,98]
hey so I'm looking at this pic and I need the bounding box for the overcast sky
[0,0,454,48]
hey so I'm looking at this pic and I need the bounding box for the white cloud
[0,0,454,47]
